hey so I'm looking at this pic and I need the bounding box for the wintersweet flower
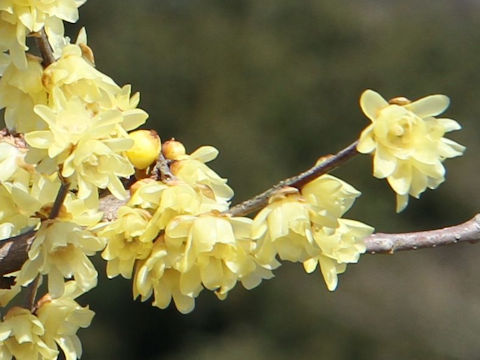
[0,0,86,68]
[25,92,135,200]
[357,89,465,212]
[252,175,372,291]
[15,220,106,298]
[42,44,118,105]
[166,214,270,295]
[252,187,314,266]
[304,219,373,291]
[169,145,234,207]
[301,174,361,228]
[0,55,47,133]
[134,214,272,313]
[36,282,95,360]
[0,307,58,360]
[134,238,197,314]
[128,178,228,244]
[0,141,61,238]
[101,206,154,279]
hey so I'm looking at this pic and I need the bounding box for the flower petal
[360,89,388,121]
[406,95,449,117]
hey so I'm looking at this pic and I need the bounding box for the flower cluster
[252,175,373,291]
[0,0,467,359]
[0,0,86,69]
[357,89,465,211]
[0,2,149,358]
[0,282,94,360]
[101,143,274,313]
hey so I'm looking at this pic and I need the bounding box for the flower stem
[35,28,55,67]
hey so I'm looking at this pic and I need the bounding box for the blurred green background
[66,0,480,359]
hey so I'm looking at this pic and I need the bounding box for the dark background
[62,0,480,359]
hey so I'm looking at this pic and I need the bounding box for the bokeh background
[62,0,480,359]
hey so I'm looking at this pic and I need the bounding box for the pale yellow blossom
[0,307,58,360]
[134,214,272,313]
[170,145,234,207]
[304,219,373,290]
[252,188,314,266]
[25,92,136,201]
[0,55,47,133]
[36,282,94,360]
[252,175,372,291]
[16,220,106,298]
[357,89,465,211]
[0,0,86,68]
[101,206,153,279]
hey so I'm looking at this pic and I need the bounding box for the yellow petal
[360,89,388,121]
[406,95,449,117]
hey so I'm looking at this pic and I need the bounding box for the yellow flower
[134,214,272,313]
[301,174,361,228]
[25,92,135,201]
[0,307,58,360]
[170,145,234,208]
[252,188,314,266]
[0,55,47,133]
[252,176,373,291]
[303,219,373,291]
[16,220,106,298]
[357,89,465,212]
[101,206,153,279]
[36,282,94,360]
[134,239,197,314]
[0,0,86,68]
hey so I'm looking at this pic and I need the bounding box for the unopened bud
[126,130,161,170]
[388,96,411,105]
[162,139,186,160]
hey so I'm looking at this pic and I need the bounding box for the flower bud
[126,130,161,169]
[162,139,186,160]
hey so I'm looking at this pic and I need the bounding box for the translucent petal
[303,258,318,273]
[406,94,449,117]
[179,269,201,296]
[189,146,218,163]
[201,258,223,290]
[396,193,409,213]
[387,163,412,195]
[172,292,195,314]
[439,138,465,158]
[318,255,339,291]
[409,168,427,198]
[24,131,53,149]
[373,148,396,178]
[357,127,376,153]
[359,89,388,121]
[122,109,148,130]
[436,118,461,132]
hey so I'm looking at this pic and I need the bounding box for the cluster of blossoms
[0,0,86,69]
[357,89,465,212]
[0,282,94,360]
[252,175,373,290]
[101,142,274,313]
[0,0,466,359]
[0,1,148,358]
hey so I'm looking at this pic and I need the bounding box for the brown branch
[226,140,359,217]
[365,214,480,254]
[49,180,70,219]
[34,28,55,67]
[0,228,37,288]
